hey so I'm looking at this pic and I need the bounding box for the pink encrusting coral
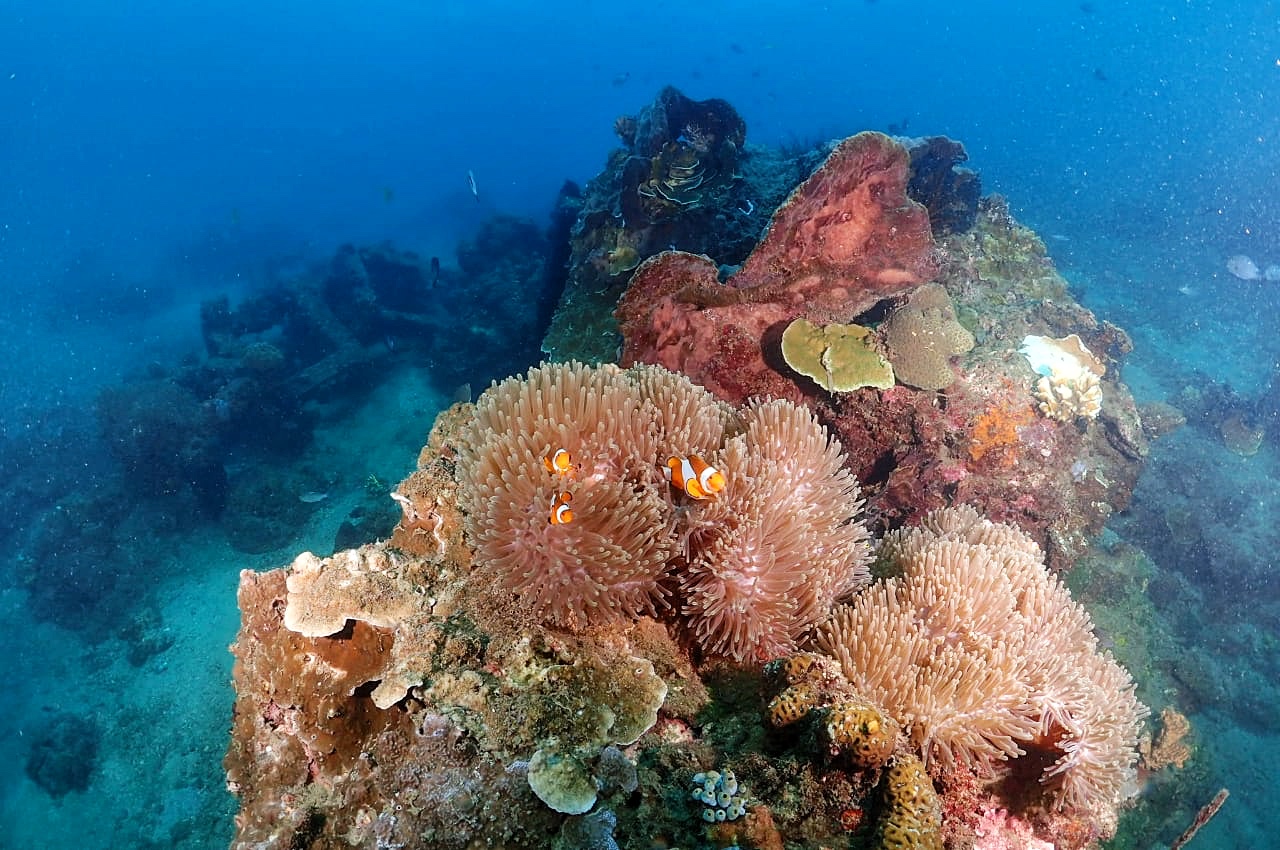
[456,361,872,660]
[616,131,936,406]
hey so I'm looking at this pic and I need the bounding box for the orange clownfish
[548,491,574,525]
[543,448,573,475]
[665,454,726,500]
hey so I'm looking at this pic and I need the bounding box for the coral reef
[544,87,765,363]
[25,712,101,799]
[221,100,1156,849]
[606,130,1145,565]
[96,379,228,514]
[228,403,1150,850]
[616,131,935,406]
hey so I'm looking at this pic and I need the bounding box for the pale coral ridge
[816,505,1148,813]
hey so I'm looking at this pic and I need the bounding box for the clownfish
[543,448,572,475]
[549,491,574,525]
[665,454,726,500]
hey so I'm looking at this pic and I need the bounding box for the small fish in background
[611,71,631,87]
[1226,254,1261,281]
[430,256,441,287]
[1093,67,1108,82]
[887,117,910,135]
[384,333,397,352]
[382,186,395,204]
[548,491,574,525]
[298,490,329,504]
[467,169,479,202]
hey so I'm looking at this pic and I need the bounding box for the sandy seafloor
[0,365,450,849]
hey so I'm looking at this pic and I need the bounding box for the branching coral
[816,505,1147,815]
[1020,334,1105,422]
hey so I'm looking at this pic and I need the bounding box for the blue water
[3,2,1277,848]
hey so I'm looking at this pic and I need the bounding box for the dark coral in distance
[25,712,101,799]
[906,135,982,235]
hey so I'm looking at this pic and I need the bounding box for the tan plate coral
[780,318,895,391]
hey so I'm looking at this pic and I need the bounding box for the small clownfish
[543,448,572,475]
[549,491,574,525]
[665,454,726,500]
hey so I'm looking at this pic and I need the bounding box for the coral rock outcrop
[617,131,936,406]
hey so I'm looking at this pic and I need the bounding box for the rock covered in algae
[780,318,894,391]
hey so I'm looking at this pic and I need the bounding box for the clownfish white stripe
[543,448,572,475]
[549,491,574,525]
[664,454,725,500]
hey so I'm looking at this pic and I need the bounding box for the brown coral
[767,683,819,727]
[1140,706,1192,771]
[816,506,1148,816]
[824,698,900,768]
[878,753,944,850]
[882,283,975,391]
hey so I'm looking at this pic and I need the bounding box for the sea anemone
[678,400,872,661]
[458,362,692,628]
[816,506,1148,814]
[457,363,873,661]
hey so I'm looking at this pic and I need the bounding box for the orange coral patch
[968,404,1035,466]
